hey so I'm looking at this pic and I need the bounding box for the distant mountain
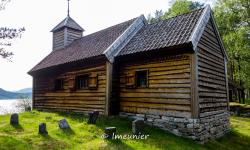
[16,88,32,93]
[0,88,32,100]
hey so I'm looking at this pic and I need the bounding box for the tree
[147,10,164,24]
[214,0,250,102]
[147,0,204,23]
[0,0,25,59]
[162,0,203,19]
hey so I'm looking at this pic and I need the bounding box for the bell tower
[51,0,84,51]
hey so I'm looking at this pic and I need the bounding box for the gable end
[189,5,211,51]
[189,5,228,60]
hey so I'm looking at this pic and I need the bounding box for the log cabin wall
[118,54,192,118]
[33,64,106,114]
[197,19,228,118]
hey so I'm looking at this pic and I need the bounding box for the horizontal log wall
[197,19,227,118]
[119,54,192,118]
[33,64,106,114]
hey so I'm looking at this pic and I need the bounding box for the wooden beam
[32,77,35,110]
[190,53,199,118]
[105,61,113,115]
[224,58,230,110]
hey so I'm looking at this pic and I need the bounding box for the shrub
[15,96,32,112]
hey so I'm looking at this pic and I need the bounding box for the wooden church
[28,5,230,142]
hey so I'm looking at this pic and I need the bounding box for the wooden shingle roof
[118,8,204,56]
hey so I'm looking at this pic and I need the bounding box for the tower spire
[67,0,70,17]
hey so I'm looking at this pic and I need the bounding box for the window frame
[54,78,64,91]
[75,74,90,90]
[135,69,149,88]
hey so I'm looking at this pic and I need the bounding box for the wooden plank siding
[66,28,82,46]
[118,54,192,118]
[197,19,227,118]
[33,64,106,114]
[53,29,64,50]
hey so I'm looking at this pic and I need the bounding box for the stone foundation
[119,111,230,143]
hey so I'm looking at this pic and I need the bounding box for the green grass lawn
[0,111,249,150]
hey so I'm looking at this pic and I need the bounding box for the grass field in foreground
[0,111,249,150]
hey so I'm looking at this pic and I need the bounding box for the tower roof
[51,16,84,32]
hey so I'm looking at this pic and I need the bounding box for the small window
[76,74,89,89]
[136,70,148,88]
[55,79,64,90]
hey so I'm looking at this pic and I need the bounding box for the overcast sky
[0,0,216,91]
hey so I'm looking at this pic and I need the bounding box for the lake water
[0,99,21,115]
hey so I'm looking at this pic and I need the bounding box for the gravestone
[88,110,99,124]
[132,119,144,135]
[58,119,70,129]
[39,123,48,134]
[104,127,116,139]
[10,113,19,125]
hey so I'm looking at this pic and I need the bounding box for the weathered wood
[105,61,113,115]
[198,76,226,86]
[122,60,190,70]
[120,92,190,99]
[149,78,190,84]
[197,19,228,115]
[198,52,224,67]
[35,100,105,105]
[119,54,192,115]
[198,67,225,77]
[199,82,226,90]
[120,102,190,111]
[120,88,191,93]
[198,43,223,59]
[224,58,229,110]
[32,78,35,109]
[34,105,105,111]
[125,64,190,72]
[33,64,106,113]
[198,71,225,81]
[190,53,199,118]
[53,29,65,50]
[120,97,190,105]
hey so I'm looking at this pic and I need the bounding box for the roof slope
[118,8,204,56]
[51,16,84,32]
[30,18,136,73]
